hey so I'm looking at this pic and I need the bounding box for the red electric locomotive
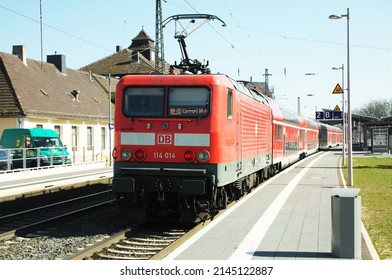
[113,74,277,222]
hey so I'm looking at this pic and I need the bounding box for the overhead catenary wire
[0,5,113,53]
[182,1,391,76]
[1,2,390,74]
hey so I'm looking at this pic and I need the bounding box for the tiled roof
[80,28,173,76]
[0,57,23,117]
[79,48,156,76]
[0,52,114,121]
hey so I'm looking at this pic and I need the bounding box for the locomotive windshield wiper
[198,99,209,121]
[127,109,134,123]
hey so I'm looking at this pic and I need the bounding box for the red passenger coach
[318,122,343,150]
[305,118,320,155]
[112,74,273,222]
[267,98,319,171]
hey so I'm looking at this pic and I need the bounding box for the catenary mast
[155,0,165,73]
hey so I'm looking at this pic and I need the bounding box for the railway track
[67,221,193,260]
[0,190,195,260]
[0,190,114,242]
[0,183,231,260]
[67,200,234,260]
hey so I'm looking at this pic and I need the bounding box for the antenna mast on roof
[39,0,43,69]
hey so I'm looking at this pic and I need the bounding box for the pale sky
[1,0,391,118]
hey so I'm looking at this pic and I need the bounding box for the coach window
[168,87,210,118]
[123,87,164,117]
[227,89,233,119]
[275,125,282,140]
[299,130,304,141]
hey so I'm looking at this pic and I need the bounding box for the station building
[321,113,392,154]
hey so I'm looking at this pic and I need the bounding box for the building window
[36,124,43,128]
[72,126,78,151]
[54,125,61,138]
[101,127,106,150]
[87,126,93,150]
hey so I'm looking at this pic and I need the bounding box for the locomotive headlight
[121,149,132,160]
[198,150,210,162]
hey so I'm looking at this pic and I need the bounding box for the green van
[0,128,71,168]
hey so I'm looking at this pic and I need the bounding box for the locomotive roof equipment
[162,14,226,74]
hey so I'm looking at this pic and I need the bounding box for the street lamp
[329,8,353,186]
[332,64,346,166]
[108,74,113,167]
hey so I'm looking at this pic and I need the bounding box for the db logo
[157,134,172,145]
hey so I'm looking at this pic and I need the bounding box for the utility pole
[263,68,272,96]
[155,0,165,73]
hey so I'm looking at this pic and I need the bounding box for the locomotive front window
[168,87,210,118]
[123,87,165,117]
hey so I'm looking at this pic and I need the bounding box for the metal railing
[0,146,110,172]
[70,145,110,165]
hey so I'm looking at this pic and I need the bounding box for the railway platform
[165,150,379,260]
[0,162,112,202]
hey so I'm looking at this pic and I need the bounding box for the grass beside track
[342,157,392,260]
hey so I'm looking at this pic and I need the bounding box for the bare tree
[354,98,392,119]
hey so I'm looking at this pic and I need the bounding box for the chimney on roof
[116,45,122,52]
[47,54,67,74]
[12,45,27,65]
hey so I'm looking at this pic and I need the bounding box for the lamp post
[332,64,346,166]
[329,8,353,186]
[108,74,112,167]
